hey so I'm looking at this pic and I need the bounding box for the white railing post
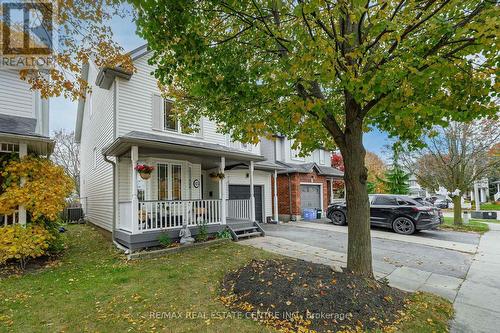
[131,146,139,233]
[18,143,27,226]
[220,157,226,224]
[249,161,255,222]
[273,169,278,222]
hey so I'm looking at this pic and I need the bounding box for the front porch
[104,132,279,249]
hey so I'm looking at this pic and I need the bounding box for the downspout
[103,154,128,253]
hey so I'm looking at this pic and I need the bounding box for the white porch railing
[119,199,222,233]
[226,199,251,221]
[1,210,19,226]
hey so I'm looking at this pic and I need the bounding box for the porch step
[236,231,263,239]
[228,221,265,241]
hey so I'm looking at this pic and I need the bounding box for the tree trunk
[453,196,462,225]
[340,116,373,278]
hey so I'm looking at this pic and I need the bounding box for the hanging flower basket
[135,164,155,180]
[209,172,225,180]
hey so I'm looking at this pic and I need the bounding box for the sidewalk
[452,222,500,332]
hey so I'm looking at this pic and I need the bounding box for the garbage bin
[303,209,316,220]
[316,209,322,219]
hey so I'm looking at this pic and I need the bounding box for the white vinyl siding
[78,63,115,231]
[0,70,35,119]
[0,70,48,136]
[116,55,248,149]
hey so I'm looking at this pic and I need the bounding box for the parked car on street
[326,194,444,235]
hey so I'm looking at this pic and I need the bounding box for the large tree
[401,120,500,225]
[131,0,499,276]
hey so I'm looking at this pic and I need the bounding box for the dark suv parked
[326,194,443,235]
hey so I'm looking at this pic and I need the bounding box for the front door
[228,185,263,222]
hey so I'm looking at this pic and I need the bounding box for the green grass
[0,225,453,332]
[480,203,500,211]
[441,216,490,233]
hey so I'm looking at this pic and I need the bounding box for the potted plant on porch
[135,164,155,180]
[209,172,225,180]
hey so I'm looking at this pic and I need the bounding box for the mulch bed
[220,259,408,332]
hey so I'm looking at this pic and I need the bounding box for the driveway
[240,220,480,302]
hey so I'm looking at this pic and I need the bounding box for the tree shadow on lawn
[220,259,453,333]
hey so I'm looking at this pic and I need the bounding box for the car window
[397,199,416,206]
[373,196,398,205]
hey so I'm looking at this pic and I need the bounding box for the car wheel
[392,217,416,235]
[329,210,347,226]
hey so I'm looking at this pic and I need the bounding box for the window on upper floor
[319,150,325,165]
[152,94,201,135]
[163,99,179,132]
[291,145,304,161]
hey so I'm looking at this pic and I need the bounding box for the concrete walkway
[452,222,500,332]
[241,235,463,301]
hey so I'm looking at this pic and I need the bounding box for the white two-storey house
[0,69,53,226]
[76,45,283,250]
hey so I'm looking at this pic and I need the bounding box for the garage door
[300,184,321,214]
[228,185,263,222]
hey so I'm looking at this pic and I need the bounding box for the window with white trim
[319,150,325,165]
[163,99,179,132]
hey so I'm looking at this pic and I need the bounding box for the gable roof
[75,44,150,143]
[276,161,343,178]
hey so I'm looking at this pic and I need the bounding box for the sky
[49,12,390,158]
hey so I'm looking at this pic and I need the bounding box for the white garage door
[300,184,321,213]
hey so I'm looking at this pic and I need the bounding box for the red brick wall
[277,170,330,218]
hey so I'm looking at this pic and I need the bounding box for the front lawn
[0,225,453,332]
[440,217,489,233]
[480,202,500,211]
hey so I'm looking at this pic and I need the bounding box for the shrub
[216,229,232,239]
[158,233,172,247]
[195,221,208,242]
[37,218,67,254]
[0,224,54,269]
[0,156,74,221]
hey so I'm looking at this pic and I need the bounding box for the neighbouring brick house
[261,136,344,221]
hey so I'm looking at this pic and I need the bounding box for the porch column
[131,146,139,232]
[249,161,255,222]
[220,157,226,224]
[273,169,278,222]
[18,143,27,226]
[329,179,334,204]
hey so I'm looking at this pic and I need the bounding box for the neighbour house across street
[75,44,344,250]
[0,69,54,226]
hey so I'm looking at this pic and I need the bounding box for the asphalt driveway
[261,222,478,279]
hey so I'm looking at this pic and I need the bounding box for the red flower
[135,164,155,173]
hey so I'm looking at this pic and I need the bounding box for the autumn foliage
[0,224,53,269]
[0,156,74,222]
